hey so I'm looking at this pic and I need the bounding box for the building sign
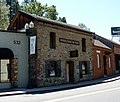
[59,38,79,45]
[70,50,78,57]
[111,27,120,35]
[30,36,36,55]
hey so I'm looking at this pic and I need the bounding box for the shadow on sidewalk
[0,74,120,96]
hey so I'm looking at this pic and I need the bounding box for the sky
[19,0,120,41]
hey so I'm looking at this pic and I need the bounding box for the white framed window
[97,54,100,68]
[109,56,111,68]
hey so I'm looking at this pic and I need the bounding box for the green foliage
[44,5,58,20]
[20,1,67,23]
[10,0,19,22]
[22,0,36,4]
[0,0,9,30]
[23,0,30,4]
[58,17,67,23]
[21,2,45,16]
[6,0,19,23]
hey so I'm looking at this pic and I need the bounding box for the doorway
[0,48,14,83]
[0,59,10,83]
[66,61,74,83]
[115,54,120,73]
[0,48,18,88]
[103,55,107,75]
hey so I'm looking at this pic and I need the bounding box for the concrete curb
[0,75,120,97]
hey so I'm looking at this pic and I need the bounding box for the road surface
[0,79,120,102]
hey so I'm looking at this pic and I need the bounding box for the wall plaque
[70,50,78,57]
[59,38,79,45]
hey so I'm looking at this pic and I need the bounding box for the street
[1,79,120,102]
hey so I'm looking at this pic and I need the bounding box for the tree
[44,5,58,20]
[21,2,45,16]
[0,0,9,30]
[58,17,67,23]
[78,23,90,31]
[22,0,36,5]
[23,0,30,4]
[6,0,19,23]
[20,1,67,23]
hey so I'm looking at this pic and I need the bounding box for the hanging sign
[30,36,36,55]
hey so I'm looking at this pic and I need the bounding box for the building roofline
[94,33,120,46]
[9,10,94,35]
[93,39,111,50]
[0,30,25,34]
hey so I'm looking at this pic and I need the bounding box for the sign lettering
[59,38,79,45]
[14,40,21,45]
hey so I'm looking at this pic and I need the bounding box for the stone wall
[11,58,18,88]
[35,22,93,87]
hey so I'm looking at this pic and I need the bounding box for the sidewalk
[0,74,120,97]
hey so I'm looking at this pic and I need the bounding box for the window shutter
[79,61,83,78]
[79,61,82,72]
[87,61,90,74]
[56,60,61,77]
[45,60,50,77]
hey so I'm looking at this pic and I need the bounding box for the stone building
[8,11,94,87]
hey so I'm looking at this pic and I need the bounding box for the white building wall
[0,31,28,89]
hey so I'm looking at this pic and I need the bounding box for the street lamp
[25,21,35,35]
[25,21,36,88]
[24,23,29,30]
[29,21,34,28]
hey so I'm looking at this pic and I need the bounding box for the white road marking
[43,86,120,102]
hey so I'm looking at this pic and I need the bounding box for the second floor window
[50,32,56,49]
[82,38,86,52]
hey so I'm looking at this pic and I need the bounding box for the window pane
[50,61,56,77]
[82,38,86,52]
[45,60,61,77]
[50,32,56,49]
[82,61,87,74]
[109,57,111,68]
[1,59,10,82]
[97,54,100,68]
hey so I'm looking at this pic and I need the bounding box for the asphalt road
[1,79,120,102]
